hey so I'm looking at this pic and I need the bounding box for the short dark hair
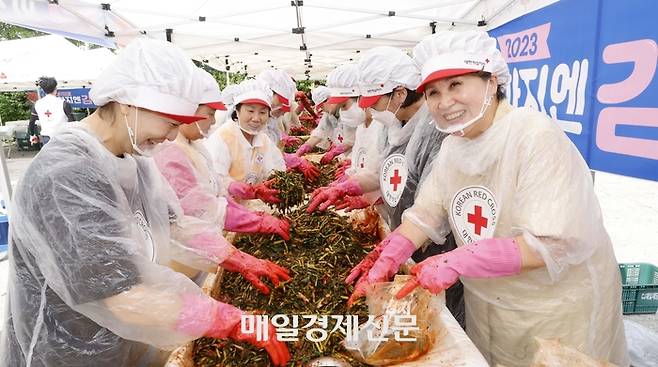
[475,71,506,101]
[39,77,58,94]
[383,87,423,108]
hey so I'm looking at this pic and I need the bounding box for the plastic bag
[344,275,437,365]
[624,319,658,367]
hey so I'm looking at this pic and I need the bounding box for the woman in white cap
[153,68,292,291]
[205,79,318,203]
[307,47,428,219]
[351,31,629,366]
[295,64,363,165]
[256,69,298,145]
[1,38,290,367]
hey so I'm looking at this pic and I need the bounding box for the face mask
[124,108,162,157]
[339,103,366,128]
[432,80,493,136]
[370,95,401,128]
[195,122,209,138]
[238,117,266,135]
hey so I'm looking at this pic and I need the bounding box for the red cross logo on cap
[467,205,488,235]
[390,169,402,191]
[44,110,52,118]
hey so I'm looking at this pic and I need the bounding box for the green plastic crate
[618,263,658,314]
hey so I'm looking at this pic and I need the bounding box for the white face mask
[370,95,401,128]
[238,119,266,136]
[195,122,209,138]
[432,80,493,136]
[124,108,163,157]
[339,102,366,128]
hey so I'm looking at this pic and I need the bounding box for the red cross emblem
[467,205,488,235]
[44,110,52,118]
[360,162,364,168]
[337,135,344,143]
[389,169,402,191]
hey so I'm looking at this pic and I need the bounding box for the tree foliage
[0,22,45,41]
[0,92,31,123]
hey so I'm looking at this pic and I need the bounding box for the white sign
[450,186,499,244]
[380,154,407,207]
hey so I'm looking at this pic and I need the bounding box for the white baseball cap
[357,46,421,108]
[256,69,296,111]
[233,79,272,109]
[413,30,510,93]
[326,64,360,105]
[311,85,331,106]
[196,69,226,111]
[90,38,205,124]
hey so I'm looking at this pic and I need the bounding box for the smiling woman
[1,38,292,367]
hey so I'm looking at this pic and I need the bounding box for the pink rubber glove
[281,135,302,147]
[228,180,280,204]
[284,154,321,181]
[224,198,290,240]
[295,143,313,156]
[335,159,352,179]
[345,231,416,306]
[307,179,363,212]
[176,295,290,366]
[320,144,348,164]
[334,195,371,212]
[221,250,292,294]
[396,237,522,299]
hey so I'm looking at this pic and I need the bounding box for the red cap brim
[281,105,291,113]
[358,94,383,108]
[239,98,271,109]
[275,93,289,106]
[327,96,349,105]
[157,111,207,124]
[416,68,479,93]
[205,101,227,111]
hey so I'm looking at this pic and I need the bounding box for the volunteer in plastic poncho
[307,47,427,220]
[295,64,362,164]
[204,80,318,205]
[0,39,290,367]
[153,68,292,291]
[348,31,630,366]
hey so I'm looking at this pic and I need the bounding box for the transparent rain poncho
[1,125,229,367]
[403,102,629,366]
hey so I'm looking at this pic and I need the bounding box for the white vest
[35,94,68,137]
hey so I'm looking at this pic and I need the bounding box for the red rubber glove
[295,143,313,156]
[224,198,290,240]
[307,180,363,212]
[320,144,348,164]
[176,296,290,366]
[228,181,281,204]
[334,195,371,212]
[335,160,352,180]
[221,249,292,294]
[345,230,416,306]
[281,135,302,147]
[284,153,320,181]
[396,237,522,299]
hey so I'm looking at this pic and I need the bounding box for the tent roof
[0,35,115,91]
[0,0,556,80]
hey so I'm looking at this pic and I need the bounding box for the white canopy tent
[0,0,557,80]
[0,34,116,91]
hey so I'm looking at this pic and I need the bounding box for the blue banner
[56,88,96,109]
[489,0,658,182]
